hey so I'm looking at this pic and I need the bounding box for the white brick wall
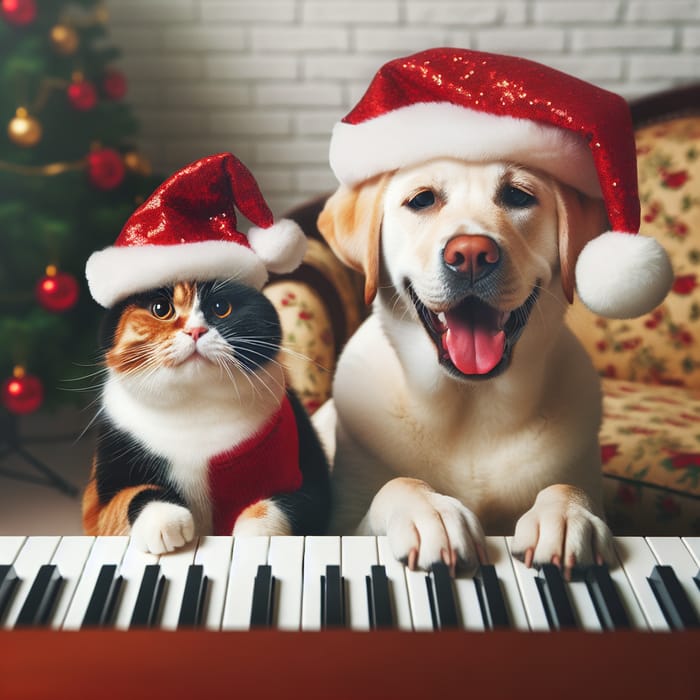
[107,0,700,216]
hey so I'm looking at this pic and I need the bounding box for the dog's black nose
[442,234,500,282]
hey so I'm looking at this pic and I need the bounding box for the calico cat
[82,278,331,554]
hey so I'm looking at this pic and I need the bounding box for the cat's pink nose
[186,327,208,342]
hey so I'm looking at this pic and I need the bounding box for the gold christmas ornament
[124,150,152,176]
[7,108,42,148]
[49,24,79,55]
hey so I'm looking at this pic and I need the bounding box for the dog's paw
[130,501,195,555]
[233,499,293,537]
[369,479,485,574]
[511,484,615,576]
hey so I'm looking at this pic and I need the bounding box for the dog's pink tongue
[443,311,505,375]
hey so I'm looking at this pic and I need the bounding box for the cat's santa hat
[328,48,673,319]
[86,152,306,308]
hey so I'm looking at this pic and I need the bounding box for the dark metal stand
[0,412,78,498]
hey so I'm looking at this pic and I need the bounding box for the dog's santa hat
[86,152,306,308]
[329,48,673,319]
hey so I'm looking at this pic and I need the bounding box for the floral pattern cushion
[264,280,335,415]
[601,379,700,535]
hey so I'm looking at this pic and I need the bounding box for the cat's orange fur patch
[239,501,268,520]
[82,462,162,536]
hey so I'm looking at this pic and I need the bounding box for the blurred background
[1,0,699,533]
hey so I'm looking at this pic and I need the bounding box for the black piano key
[130,564,165,628]
[0,565,19,622]
[429,563,459,629]
[694,569,700,593]
[648,565,699,630]
[585,564,631,630]
[476,564,510,629]
[322,564,344,628]
[538,564,577,630]
[15,564,63,627]
[366,565,393,629]
[249,564,274,628]
[178,564,208,628]
[82,564,123,628]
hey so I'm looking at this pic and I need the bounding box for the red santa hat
[328,48,673,319]
[86,152,306,308]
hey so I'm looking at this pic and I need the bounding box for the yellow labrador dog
[315,158,615,576]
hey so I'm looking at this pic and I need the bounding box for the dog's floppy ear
[317,172,392,305]
[554,184,609,304]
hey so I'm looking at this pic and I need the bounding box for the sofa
[263,83,700,537]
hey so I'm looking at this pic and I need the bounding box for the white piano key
[614,536,669,631]
[454,575,485,631]
[606,543,648,630]
[682,537,700,567]
[62,536,129,630]
[48,536,95,629]
[156,540,198,630]
[268,536,304,631]
[222,536,269,630]
[341,536,377,631]
[567,580,602,631]
[113,541,160,630]
[0,536,26,564]
[485,536,529,630]
[376,536,413,630]
[404,569,434,631]
[505,538,550,631]
[647,536,700,617]
[4,536,61,628]
[301,536,340,630]
[194,536,234,631]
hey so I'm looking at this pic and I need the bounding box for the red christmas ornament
[87,148,125,190]
[36,265,79,312]
[102,69,127,100]
[2,367,43,415]
[67,79,98,111]
[1,0,36,26]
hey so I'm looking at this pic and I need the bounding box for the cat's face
[101,280,282,398]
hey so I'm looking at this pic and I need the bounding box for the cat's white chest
[102,374,284,535]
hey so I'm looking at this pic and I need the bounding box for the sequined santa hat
[86,152,306,307]
[328,48,673,319]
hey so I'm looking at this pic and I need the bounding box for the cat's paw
[233,500,293,537]
[130,501,195,554]
[511,484,615,577]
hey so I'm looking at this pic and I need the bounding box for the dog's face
[318,157,607,381]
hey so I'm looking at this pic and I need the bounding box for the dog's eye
[501,185,537,209]
[406,190,436,211]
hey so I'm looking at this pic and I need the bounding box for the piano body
[0,534,698,699]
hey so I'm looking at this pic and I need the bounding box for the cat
[82,278,331,554]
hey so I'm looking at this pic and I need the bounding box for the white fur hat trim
[575,232,674,319]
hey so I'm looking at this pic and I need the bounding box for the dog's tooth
[437,312,446,324]
[500,310,511,326]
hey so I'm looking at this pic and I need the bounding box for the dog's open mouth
[408,284,540,379]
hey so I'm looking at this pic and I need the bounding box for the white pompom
[248,219,307,274]
[575,231,674,319]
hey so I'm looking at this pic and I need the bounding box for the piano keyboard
[1,535,698,633]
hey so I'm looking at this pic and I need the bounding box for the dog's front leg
[511,484,615,578]
[359,477,486,574]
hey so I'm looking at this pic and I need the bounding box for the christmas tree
[0,0,161,416]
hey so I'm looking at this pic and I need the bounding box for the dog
[314,157,617,577]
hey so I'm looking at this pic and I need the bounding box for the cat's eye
[150,299,174,320]
[405,189,436,211]
[212,300,232,319]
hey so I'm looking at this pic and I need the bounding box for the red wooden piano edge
[1,630,698,699]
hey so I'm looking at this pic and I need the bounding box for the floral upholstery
[566,110,700,535]
[268,90,700,536]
